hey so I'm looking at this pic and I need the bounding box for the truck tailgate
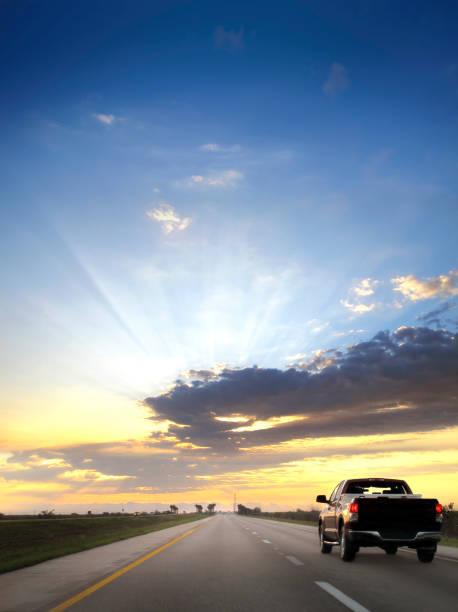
[357,497,439,538]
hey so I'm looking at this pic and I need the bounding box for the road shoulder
[0,517,212,612]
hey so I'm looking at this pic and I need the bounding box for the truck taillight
[349,503,359,513]
[436,504,442,514]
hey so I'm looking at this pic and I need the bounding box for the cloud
[416,301,457,329]
[417,301,457,323]
[58,469,134,482]
[200,144,242,153]
[214,26,244,54]
[180,364,227,383]
[353,278,379,297]
[301,319,329,335]
[392,270,458,302]
[323,62,350,97]
[146,203,191,234]
[333,329,366,338]
[341,278,379,314]
[144,327,458,451]
[341,300,376,314]
[92,113,117,125]
[285,352,308,362]
[187,170,243,187]
[230,415,307,433]
[289,348,341,372]
[4,421,457,513]
[28,455,71,469]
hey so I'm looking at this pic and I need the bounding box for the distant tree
[170,504,178,514]
[39,509,55,518]
[442,503,457,538]
[237,504,255,515]
[253,507,262,514]
[195,504,203,513]
[207,503,216,514]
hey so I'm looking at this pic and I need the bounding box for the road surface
[1,514,457,611]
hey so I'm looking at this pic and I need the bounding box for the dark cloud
[144,327,458,451]
[417,301,456,328]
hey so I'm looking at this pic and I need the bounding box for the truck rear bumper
[347,530,441,549]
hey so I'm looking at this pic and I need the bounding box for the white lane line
[285,555,304,566]
[262,539,271,544]
[252,531,257,534]
[315,582,370,612]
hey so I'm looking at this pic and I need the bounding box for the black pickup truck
[316,478,442,562]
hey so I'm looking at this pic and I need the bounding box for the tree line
[237,504,320,522]
[0,504,218,520]
[194,503,216,514]
[169,504,216,514]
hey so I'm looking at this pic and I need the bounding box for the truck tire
[319,525,332,554]
[385,545,398,555]
[339,528,356,562]
[417,547,436,563]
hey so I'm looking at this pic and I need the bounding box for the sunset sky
[1,0,457,514]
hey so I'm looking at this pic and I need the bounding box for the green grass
[0,514,205,574]
[440,537,458,548]
[247,515,317,527]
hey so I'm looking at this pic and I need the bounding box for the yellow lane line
[48,519,211,611]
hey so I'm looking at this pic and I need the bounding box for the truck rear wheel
[339,528,356,562]
[417,547,436,563]
[319,525,332,553]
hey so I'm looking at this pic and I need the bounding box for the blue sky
[1,1,457,511]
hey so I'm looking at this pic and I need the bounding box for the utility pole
[233,491,236,513]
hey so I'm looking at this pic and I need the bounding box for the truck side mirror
[316,495,328,503]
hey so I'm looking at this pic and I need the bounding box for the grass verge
[440,537,458,548]
[0,514,205,574]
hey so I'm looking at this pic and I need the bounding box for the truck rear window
[344,480,410,495]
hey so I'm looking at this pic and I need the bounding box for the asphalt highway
[2,514,457,612]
